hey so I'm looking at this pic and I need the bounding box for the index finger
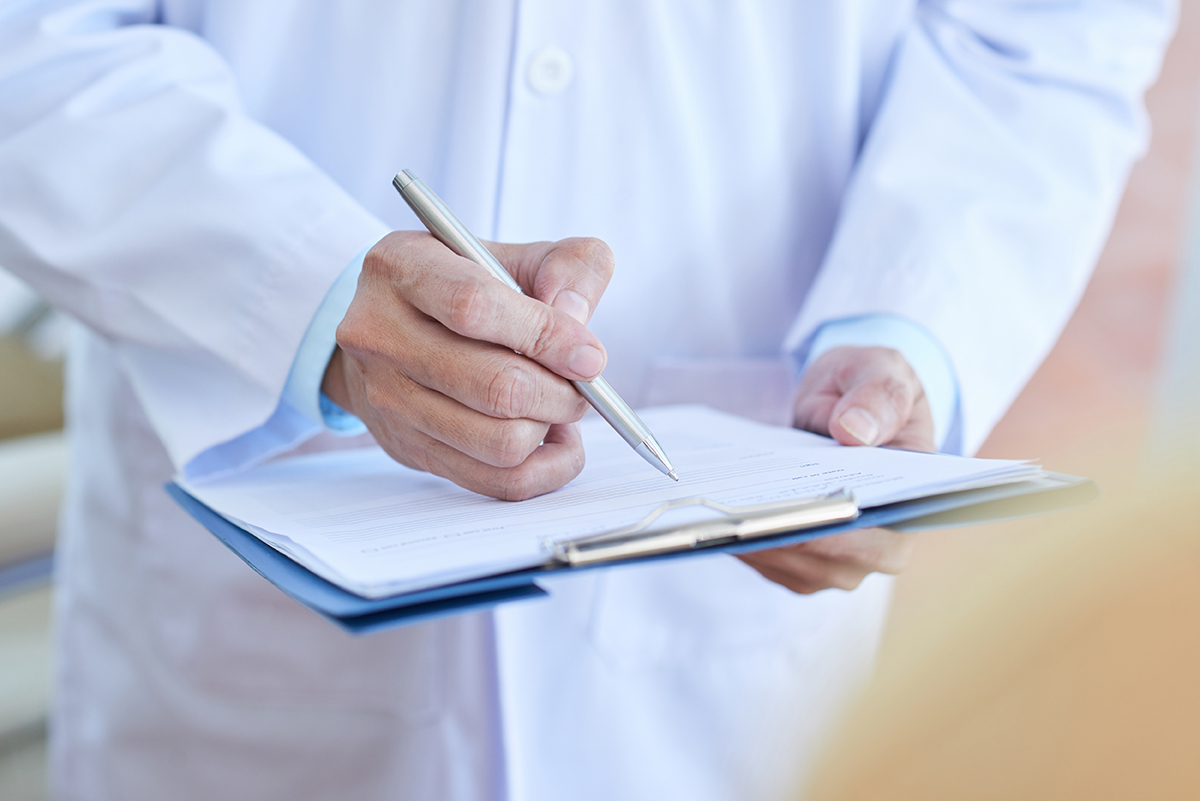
[403,252,609,382]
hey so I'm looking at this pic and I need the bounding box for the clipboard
[167,470,1096,635]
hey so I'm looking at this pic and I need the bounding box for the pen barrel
[395,170,673,475]
[572,376,654,448]
[394,171,523,294]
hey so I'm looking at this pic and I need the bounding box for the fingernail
[569,345,604,378]
[553,289,591,324]
[840,408,880,446]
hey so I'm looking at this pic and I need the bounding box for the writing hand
[323,231,614,501]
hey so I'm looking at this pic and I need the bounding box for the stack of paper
[178,406,1041,599]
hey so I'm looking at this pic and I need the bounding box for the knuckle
[484,362,537,419]
[443,277,494,335]
[874,348,920,391]
[487,420,540,469]
[567,392,590,422]
[795,550,866,592]
[881,346,915,376]
[361,380,396,415]
[334,305,386,359]
[833,357,860,387]
[833,572,866,592]
[790,396,822,433]
[523,304,561,360]
[334,318,368,355]
[362,231,418,280]
[880,375,916,408]
[876,538,914,574]
[802,536,845,560]
[573,237,615,278]
[379,440,426,474]
[495,468,542,502]
[562,435,587,476]
[541,378,586,422]
[359,244,391,281]
[404,443,435,475]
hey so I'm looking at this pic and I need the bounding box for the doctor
[0,1,1173,800]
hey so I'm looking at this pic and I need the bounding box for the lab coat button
[527,47,574,95]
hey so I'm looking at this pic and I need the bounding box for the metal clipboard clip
[548,489,860,567]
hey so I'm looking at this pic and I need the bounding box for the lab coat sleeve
[0,1,390,474]
[281,249,367,436]
[782,0,1176,455]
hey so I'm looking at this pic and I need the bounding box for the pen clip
[547,489,859,567]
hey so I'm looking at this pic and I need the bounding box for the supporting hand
[322,231,615,501]
[738,346,935,593]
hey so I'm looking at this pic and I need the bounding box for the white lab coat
[0,1,1173,799]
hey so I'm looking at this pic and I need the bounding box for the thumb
[490,237,616,324]
[828,371,921,447]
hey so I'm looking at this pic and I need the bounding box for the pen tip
[668,470,679,482]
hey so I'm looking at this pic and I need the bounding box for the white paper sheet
[179,406,1038,598]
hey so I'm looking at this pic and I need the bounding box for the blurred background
[2,9,1199,800]
[820,5,1200,797]
[0,265,67,798]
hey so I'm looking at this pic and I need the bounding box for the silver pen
[393,170,678,481]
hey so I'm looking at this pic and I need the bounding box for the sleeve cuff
[281,246,370,436]
[789,313,963,453]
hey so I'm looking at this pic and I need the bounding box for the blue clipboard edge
[167,472,1096,635]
